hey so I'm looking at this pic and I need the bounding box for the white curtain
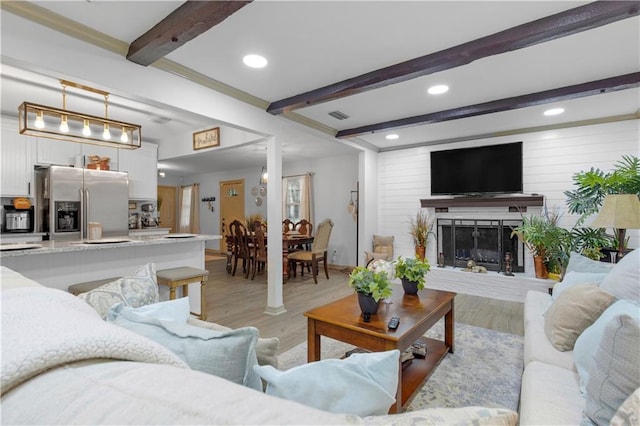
[178,183,200,234]
[282,174,313,225]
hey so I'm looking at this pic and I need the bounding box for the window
[282,174,313,224]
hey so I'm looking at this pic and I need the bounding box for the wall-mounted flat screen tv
[430,142,523,196]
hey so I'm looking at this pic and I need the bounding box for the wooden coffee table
[304,288,456,413]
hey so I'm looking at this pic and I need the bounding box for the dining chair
[251,220,267,280]
[282,219,295,234]
[288,218,334,284]
[293,219,314,271]
[230,219,252,278]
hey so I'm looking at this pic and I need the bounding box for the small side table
[156,267,209,320]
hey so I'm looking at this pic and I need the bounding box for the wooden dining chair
[230,219,252,278]
[282,219,295,234]
[288,218,334,284]
[293,219,314,271]
[251,220,267,280]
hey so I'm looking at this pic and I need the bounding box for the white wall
[377,120,640,268]
[178,153,359,266]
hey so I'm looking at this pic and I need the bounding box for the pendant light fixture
[18,80,141,149]
[259,166,268,185]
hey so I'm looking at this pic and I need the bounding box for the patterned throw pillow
[583,315,640,425]
[77,263,159,318]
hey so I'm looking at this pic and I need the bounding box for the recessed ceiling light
[243,54,268,68]
[544,107,565,116]
[386,134,399,140]
[427,84,449,95]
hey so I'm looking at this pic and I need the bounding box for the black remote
[388,316,400,330]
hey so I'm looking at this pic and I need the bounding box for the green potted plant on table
[409,210,435,260]
[394,255,431,295]
[348,263,393,315]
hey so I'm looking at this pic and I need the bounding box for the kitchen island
[0,234,221,316]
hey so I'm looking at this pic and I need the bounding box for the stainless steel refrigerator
[37,165,129,240]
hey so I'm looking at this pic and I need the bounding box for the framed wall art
[193,127,220,150]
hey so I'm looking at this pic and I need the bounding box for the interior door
[220,179,245,235]
[157,185,177,233]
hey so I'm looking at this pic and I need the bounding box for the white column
[265,136,286,315]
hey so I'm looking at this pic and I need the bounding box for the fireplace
[437,218,525,273]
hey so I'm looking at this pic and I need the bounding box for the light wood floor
[203,258,524,355]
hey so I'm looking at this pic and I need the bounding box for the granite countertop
[0,234,222,257]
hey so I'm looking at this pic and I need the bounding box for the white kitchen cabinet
[35,138,121,170]
[1,119,34,197]
[34,137,81,167]
[82,145,119,170]
[119,143,158,200]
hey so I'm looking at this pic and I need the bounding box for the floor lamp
[589,194,640,262]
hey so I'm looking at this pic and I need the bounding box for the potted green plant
[564,155,640,256]
[565,155,640,219]
[394,255,431,295]
[409,210,435,260]
[511,208,565,279]
[348,265,393,315]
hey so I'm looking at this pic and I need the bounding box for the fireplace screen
[437,219,524,273]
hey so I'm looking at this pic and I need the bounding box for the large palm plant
[564,155,640,226]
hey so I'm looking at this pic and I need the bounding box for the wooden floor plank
[203,259,524,354]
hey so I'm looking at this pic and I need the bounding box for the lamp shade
[590,194,640,229]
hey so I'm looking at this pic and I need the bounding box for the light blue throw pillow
[552,271,609,301]
[122,297,191,323]
[107,303,262,391]
[254,349,400,416]
[565,252,614,275]
[599,249,640,303]
[574,300,640,394]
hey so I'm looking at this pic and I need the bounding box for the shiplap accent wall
[377,120,640,274]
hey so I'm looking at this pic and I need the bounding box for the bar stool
[156,267,209,320]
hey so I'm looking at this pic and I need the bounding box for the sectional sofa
[519,249,640,425]
[1,265,518,425]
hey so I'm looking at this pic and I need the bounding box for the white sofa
[1,266,518,425]
[519,250,640,425]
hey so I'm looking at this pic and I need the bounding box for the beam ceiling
[127,0,252,66]
[335,73,640,138]
[267,1,640,116]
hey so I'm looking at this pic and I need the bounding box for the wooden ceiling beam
[127,1,252,66]
[335,73,640,139]
[267,1,640,115]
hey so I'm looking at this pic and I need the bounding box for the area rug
[277,321,523,412]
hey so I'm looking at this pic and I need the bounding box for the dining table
[224,233,314,282]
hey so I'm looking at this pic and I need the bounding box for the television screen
[430,142,523,195]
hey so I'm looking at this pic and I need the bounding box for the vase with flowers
[409,210,435,260]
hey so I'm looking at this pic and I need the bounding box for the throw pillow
[253,349,400,416]
[574,300,640,394]
[77,263,159,318]
[551,271,609,301]
[565,251,614,275]
[107,303,263,391]
[598,249,639,303]
[583,314,640,426]
[187,317,279,368]
[610,388,640,426]
[544,284,616,351]
[364,251,393,263]
[130,297,191,323]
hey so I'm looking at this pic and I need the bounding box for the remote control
[388,316,400,330]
